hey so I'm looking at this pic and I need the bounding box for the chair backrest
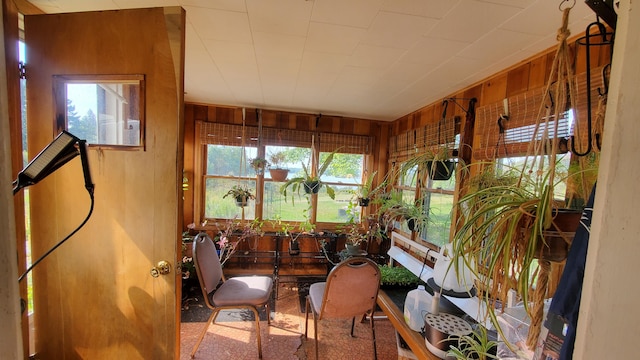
[192,233,224,300]
[319,257,381,319]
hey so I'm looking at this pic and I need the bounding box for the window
[203,145,256,220]
[196,121,371,226]
[317,152,364,223]
[54,75,145,148]
[263,145,311,222]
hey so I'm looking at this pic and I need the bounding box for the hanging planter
[235,196,249,207]
[358,197,370,207]
[269,168,289,182]
[303,180,320,194]
[223,185,255,207]
[426,160,456,181]
[249,157,268,176]
[531,208,583,262]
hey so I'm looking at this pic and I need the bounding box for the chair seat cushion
[308,282,326,314]
[212,276,273,307]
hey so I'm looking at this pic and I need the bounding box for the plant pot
[303,180,320,194]
[289,239,300,255]
[235,196,249,207]
[407,218,417,231]
[358,197,370,207]
[269,168,289,182]
[537,209,583,261]
[345,243,361,255]
[426,160,456,180]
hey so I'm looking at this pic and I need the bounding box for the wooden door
[24,7,185,359]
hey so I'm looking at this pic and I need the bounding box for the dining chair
[304,257,381,359]
[190,232,273,359]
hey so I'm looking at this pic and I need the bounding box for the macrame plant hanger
[524,0,579,349]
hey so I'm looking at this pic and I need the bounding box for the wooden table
[377,290,440,360]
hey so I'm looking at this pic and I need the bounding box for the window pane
[317,152,363,222]
[497,153,571,200]
[207,145,257,176]
[317,185,360,223]
[204,178,255,220]
[263,181,309,221]
[419,192,453,247]
[265,145,310,181]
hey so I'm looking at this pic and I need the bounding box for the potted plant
[451,160,588,348]
[447,325,499,360]
[223,185,255,207]
[249,157,268,175]
[375,190,430,233]
[268,151,289,182]
[339,219,367,255]
[354,170,380,207]
[280,148,340,204]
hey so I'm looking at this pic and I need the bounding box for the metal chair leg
[370,311,377,360]
[304,296,310,338]
[190,310,218,359]
[248,306,263,359]
[313,309,319,360]
[350,317,356,337]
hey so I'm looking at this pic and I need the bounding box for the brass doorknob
[150,260,172,277]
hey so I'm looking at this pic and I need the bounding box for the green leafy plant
[249,157,268,173]
[446,325,498,360]
[378,264,422,287]
[268,151,287,169]
[223,185,255,206]
[280,148,341,204]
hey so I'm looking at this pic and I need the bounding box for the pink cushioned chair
[304,257,381,360]
[190,233,273,359]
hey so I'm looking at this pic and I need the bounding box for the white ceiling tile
[401,36,471,66]
[348,44,406,69]
[360,11,438,49]
[306,23,366,55]
[253,32,306,61]
[311,0,384,28]
[426,0,522,43]
[381,0,460,19]
[457,29,540,63]
[179,0,246,12]
[185,6,252,43]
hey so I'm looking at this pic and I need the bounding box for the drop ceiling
[27,0,598,121]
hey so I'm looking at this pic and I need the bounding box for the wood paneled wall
[182,104,391,228]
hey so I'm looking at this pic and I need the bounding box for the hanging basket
[303,180,320,194]
[536,209,583,261]
[235,196,249,207]
[426,160,456,180]
[358,197,370,207]
[269,168,289,182]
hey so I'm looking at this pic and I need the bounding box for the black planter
[235,196,249,207]
[407,218,417,231]
[358,197,370,207]
[303,180,320,194]
[426,160,456,180]
[289,239,300,255]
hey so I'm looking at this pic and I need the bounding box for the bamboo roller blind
[197,121,372,154]
[389,116,460,163]
[473,67,607,160]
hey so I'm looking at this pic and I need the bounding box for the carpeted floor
[180,281,401,359]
